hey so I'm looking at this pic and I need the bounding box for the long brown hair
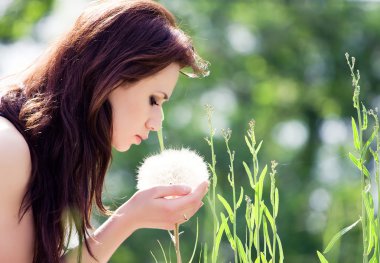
[0,1,208,262]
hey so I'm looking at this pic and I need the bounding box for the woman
[0,0,209,262]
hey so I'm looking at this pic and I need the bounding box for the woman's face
[108,63,180,152]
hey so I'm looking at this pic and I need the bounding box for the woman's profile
[0,0,209,262]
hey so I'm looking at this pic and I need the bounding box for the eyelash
[150,96,159,106]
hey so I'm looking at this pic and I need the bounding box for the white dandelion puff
[137,148,210,190]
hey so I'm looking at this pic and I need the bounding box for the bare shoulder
[0,116,31,199]
[0,117,35,262]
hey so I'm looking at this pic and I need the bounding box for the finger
[190,181,209,198]
[168,181,209,209]
[178,201,205,224]
[149,184,192,199]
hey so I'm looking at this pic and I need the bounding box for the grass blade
[189,217,199,263]
[150,251,159,263]
[256,140,263,155]
[221,212,235,250]
[349,153,370,177]
[361,127,378,158]
[362,103,368,131]
[243,161,254,188]
[198,244,203,263]
[157,239,168,263]
[323,218,361,253]
[236,186,244,209]
[213,214,228,262]
[352,117,360,150]
[260,252,268,263]
[237,237,248,263]
[263,216,273,256]
[245,135,254,154]
[274,188,279,218]
[204,243,207,263]
[316,251,329,263]
[218,194,234,222]
[277,234,284,263]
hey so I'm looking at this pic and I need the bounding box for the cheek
[111,125,132,152]
[111,100,148,152]
[111,107,134,152]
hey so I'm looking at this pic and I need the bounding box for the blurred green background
[1,0,380,262]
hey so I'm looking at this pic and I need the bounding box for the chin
[112,143,131,152]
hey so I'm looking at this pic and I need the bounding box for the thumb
[150,184,192,199]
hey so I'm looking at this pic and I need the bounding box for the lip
[135,134,149,145]
[135,135,142,144]
[136,134,148,143]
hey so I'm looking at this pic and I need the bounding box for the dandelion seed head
[136,148,210,190]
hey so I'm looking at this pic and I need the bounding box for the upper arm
[0,117,32,212]
[0,117,34,262]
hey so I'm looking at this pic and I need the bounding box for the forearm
[61,205,137,263]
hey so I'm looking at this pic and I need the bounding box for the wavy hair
[0,0,208,262]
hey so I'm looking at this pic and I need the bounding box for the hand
[118,181,209,231]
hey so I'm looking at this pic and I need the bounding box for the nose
[146,107,164,131]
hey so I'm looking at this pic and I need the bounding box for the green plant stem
[356,98,369,263]
[232,179,238,263]
[376,158,380,261]
[272,222,277,263]
[158,129,165,152]
[174,224,182,263]
[271,188,277,261]
[226,141,238,263]
[253,150,261,262]
[375,124,380,261]
[349,58,369,263]
[211,137,217,263]
[205,107,219,263]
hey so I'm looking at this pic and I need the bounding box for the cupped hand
[118,181,209,231]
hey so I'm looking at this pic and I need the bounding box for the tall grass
[151,105,285,263]
[204,106,284,263]
[317,53,380,263]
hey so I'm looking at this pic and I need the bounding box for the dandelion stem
[157,128,182,263]
[174,224,182,263]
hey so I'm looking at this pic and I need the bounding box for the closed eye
[150,96,159,106]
